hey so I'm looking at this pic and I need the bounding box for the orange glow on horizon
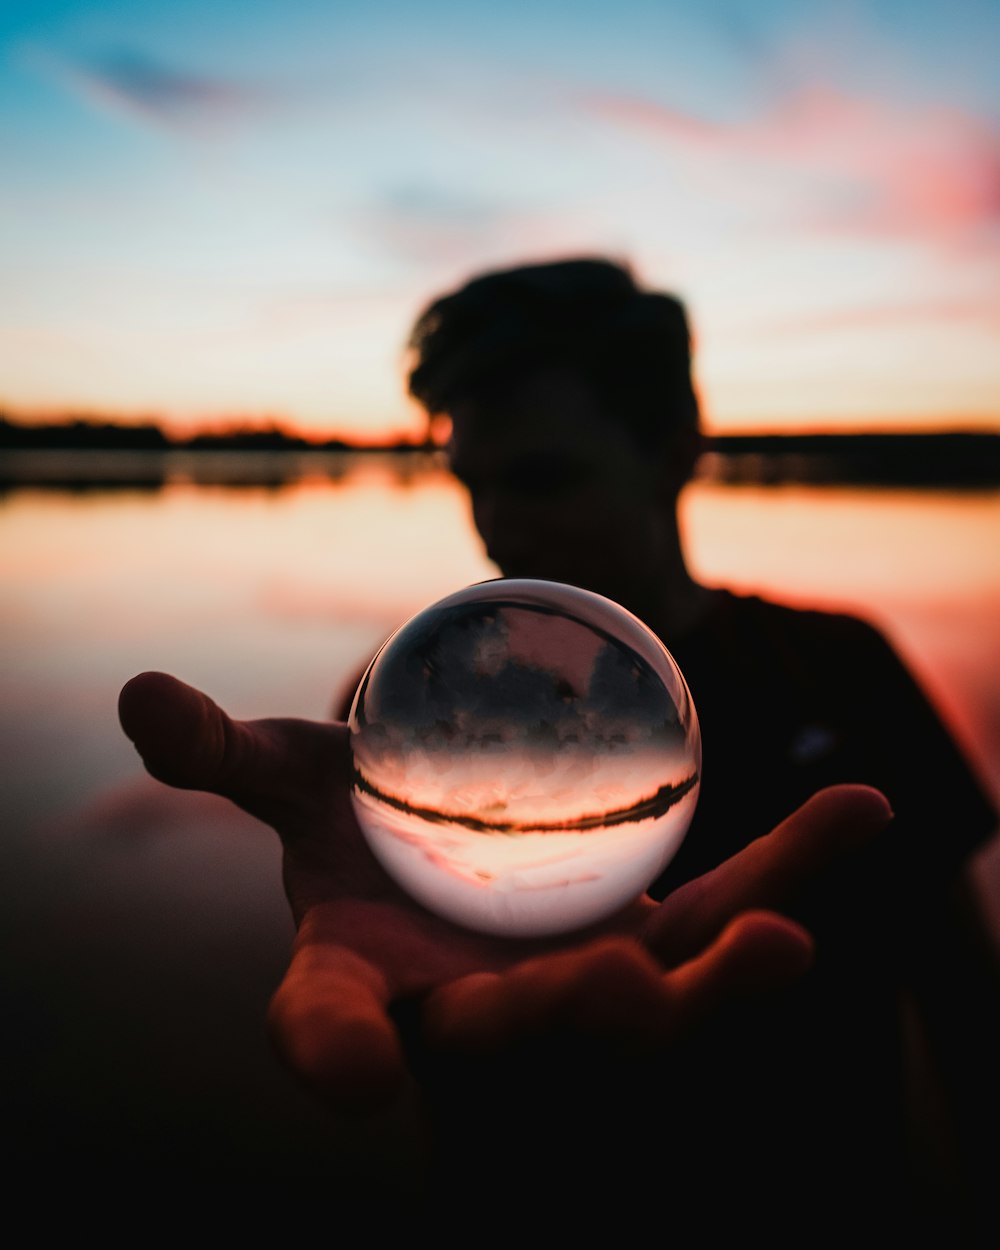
[5,401,999,442]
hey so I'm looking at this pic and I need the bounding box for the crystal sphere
[348,579,700,937]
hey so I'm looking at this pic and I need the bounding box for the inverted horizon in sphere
[349,578,701,936]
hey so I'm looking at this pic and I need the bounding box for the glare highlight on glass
[349,579,701,937]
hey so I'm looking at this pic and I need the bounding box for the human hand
[119,671,892,1116]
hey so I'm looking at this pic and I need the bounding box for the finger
[425,913,814,1058]
[118,670,344,821]
[645,784,893,966]
[267,919,404,1114]
[664,910,814,1026]
[119,671,233,789]
[423,938,677,1054]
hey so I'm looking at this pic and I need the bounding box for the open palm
[119,670,892,1114]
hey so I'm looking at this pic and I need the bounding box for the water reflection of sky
[2,469,998,932]
[3,469,998,802]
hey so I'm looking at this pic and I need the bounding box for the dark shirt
[659,589,994,893]
[651,591,996,1244]
[337,591,997,1241]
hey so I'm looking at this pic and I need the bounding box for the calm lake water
[4,457,998,815]
[3,455,999,1197]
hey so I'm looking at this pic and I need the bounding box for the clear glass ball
[348,579,700,937]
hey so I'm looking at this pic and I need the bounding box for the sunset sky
[2,0,998,439]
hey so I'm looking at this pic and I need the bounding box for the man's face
[447,369,670,608]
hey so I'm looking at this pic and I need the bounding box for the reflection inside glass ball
[348,579,700,937]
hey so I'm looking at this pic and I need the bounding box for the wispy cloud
[43,47,278,133]
[347,184,576,272]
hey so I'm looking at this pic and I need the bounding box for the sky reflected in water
[3,465,998,820]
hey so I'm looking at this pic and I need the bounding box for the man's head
[406,258,702,611]
[408,257,700,456]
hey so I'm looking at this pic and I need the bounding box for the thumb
[119,670,242,792]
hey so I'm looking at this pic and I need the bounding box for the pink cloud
[579,91,724,146]
[583,84,1000,244]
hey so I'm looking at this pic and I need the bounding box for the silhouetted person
[119,259,997,1242]
[400,257,998,1238]
[398,257,995,881]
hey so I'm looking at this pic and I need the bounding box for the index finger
[644,784,893,966]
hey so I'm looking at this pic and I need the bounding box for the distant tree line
[2,414,999,485]
[702,430,1000,486]
[0,416,427,453]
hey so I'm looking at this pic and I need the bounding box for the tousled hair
[407,257,699,451]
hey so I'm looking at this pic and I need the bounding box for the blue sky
[2,0,998,436]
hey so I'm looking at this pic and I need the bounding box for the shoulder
[711,589,885,645]
[702,589,900,679]
[706,590,959,736]
[710,590,997,849]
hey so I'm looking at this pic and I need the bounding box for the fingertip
[118,671,228,788]
[268,1000,406,1115]
[268,946,406,1116]
[718,910,816,988]
[118,670,171,738]
[423,973,504,1053]
[802,784,894,830]
[664,909,816,1035]
[119,670,199,733]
